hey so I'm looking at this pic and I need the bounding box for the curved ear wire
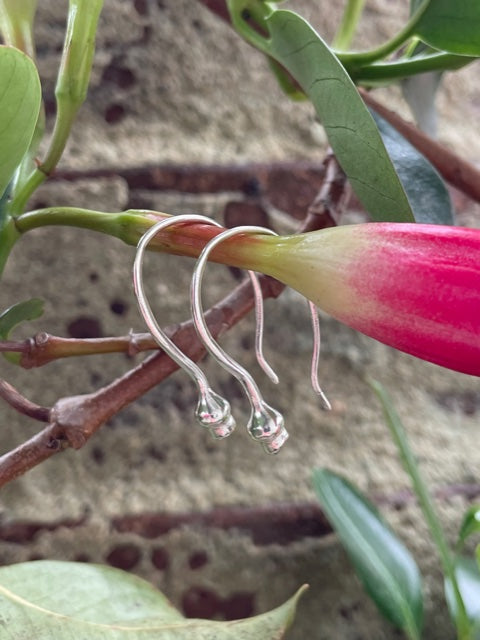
[190,225,289,454]
[309,301,332,410]
[133,214,236,439]
[249,265,279,385]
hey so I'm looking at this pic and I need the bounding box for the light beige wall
[2,2,480,637]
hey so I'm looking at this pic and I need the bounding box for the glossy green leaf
[0,560,305,639]
[228,4,414,222]
[415,1,480,56]
[445,556,480,628]
[0,297,43,339]
[370,109,453,224]
[457,507,480,552]
[0,45,41,200]
[313,469,423,639]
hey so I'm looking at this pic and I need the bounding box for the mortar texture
[1,1,480,638]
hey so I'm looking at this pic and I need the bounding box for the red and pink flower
[242,223,480,376]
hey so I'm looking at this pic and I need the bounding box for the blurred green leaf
[415,1,480,56]
[457,507,480,551]
[445,556,480,629]
[0,298,44,339]
[313,469,423,639]
[370,109,454,224]
[0,560,305,639]
[228,4,414,222]
[0,45,41,202]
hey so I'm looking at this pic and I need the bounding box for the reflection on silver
[308,301,332,410]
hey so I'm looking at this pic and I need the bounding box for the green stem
[9,0,103,215]
[370,380,473,640]
[14,206,268,268]
[0,217,20,277]
[350,52,473,84]
[10,109,77,215]
[337,0,430,66]
[332,0,366,51]
[226,0,274,55]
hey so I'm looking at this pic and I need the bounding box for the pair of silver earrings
[133,214,331,454]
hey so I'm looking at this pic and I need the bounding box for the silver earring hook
[309,301,332,410]
[133,214,235,439]
[249,266,279,385]
[133,214,278,441]
[190,225,289,454]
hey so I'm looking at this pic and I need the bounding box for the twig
[0,332,157,369]
[304,151,349,229]
[0,380,51,422]
[360,88,480,204]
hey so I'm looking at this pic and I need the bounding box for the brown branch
[360,88,480,204]
[303,151,349,230]
[0,332,157,369]
[0,380,51,422]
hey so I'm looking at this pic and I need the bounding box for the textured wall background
[1,1,480,638]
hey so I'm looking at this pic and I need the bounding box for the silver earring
[133,215,235,439]
[190,225,331,452]
[133,214,279,440]
[191,225,290,454]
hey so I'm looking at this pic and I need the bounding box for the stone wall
[1,1,480,637]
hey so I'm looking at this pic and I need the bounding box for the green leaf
[415,1,480,56]
[228,4,414,222]
[313,469,423,639]
[445,556,480,628]
[265,10,415,223]
[0,297,44,339]
[457,507,480,552]
[0,560,306,639]
[0,45,41,202]
[370,108,453,224]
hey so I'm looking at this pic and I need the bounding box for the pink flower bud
[247,223,480,376]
